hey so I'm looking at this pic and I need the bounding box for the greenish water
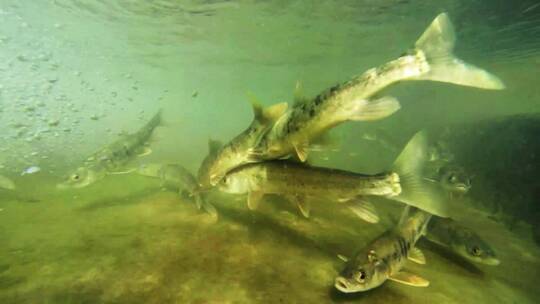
[1,1,539,303]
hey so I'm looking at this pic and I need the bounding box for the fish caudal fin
[347,96,401,122]
[391,131,449,217]
[413,13,505,90]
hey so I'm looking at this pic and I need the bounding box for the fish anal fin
[389,271,429,287]
[348,96,401,122]
[247,191,264,210]
[345,199,379,223]
[408,247,426,265]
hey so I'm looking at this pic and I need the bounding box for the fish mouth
[334,277,360,293]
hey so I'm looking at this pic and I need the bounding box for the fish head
[335,250,388,293]
[455,235,500,266]
[217,165,261,194]
[56,167,97,189]
[439,166,472,194]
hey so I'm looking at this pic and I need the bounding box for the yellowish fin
[408,247,426,265]
[389,271,429,287]
[247,191,264,210]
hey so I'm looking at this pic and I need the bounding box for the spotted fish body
[197,101,287,189]
[220,160,401,199]
[335,207,432,293]
[57,110,161,189]
[426,217,499,265]
[252,13,504,162]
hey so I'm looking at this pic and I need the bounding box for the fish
[0,174,15,190]
[138,163,217,218]
[56,110,161,189]
[21,166,40,175]
[335,206,432,293]
[425,165,472,196]
[425,217,499,266]
[250,13,504,162]
[219,131,448,220]
[197,99,288,188]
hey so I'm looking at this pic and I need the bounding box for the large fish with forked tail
[250,13,505,162]
[219,131,448,220]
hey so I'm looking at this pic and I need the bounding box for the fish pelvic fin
[391,131,449,217]
[408,247,427,265]
[389,271,429,287]
[292,140,310,162]
[412,13,505,90]
[345,198,379,223]
[347,96,401,122]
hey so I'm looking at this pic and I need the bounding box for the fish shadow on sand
[418,239,485,276]
[215,202,340,260]
[76,188,164,212]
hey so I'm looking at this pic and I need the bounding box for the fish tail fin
[391,131,449,217]
[413,13,505,90]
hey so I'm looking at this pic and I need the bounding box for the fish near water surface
[335,207,432,293]
[425,217,499,266]
[250,13,505,162]
[56,110,162,189]
[219,131,448,221]
[197,100,288,188]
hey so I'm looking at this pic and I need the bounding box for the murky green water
[1,1,539,303]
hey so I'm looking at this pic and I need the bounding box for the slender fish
[251,13,504,162]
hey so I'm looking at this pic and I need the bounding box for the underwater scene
[1,0,540,303]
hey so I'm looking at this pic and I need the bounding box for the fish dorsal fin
[247,92,265,121]
[408,247,426,265]
[345,199,380,224]
[262,102,288,122]
[337,254,349,262]
[293,80,309,104]
[247,191,264,210]
[388,271,429,287]
[208,139,223,155]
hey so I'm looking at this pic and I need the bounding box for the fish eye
[355,270,367,283]
[471,246,482,256]
[72,174,80,181]
[449,174,457,183]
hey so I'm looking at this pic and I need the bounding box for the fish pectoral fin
[337,254,349,262]
[201,200,218,219]
[388,271,429,287]
[137,146,152,157]
[408,247,427,265]
[292,140,309,162]
[345,199,379,223]
[108,168,137,175]
[247,191,264,210]
[348,96,401,122]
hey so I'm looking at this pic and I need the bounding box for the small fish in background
[21,166,41,176]
[138,163,217,218]
[192,90,199,98]
[425,217,500,266]
[335,207,432,293]
[0,174,15,190]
